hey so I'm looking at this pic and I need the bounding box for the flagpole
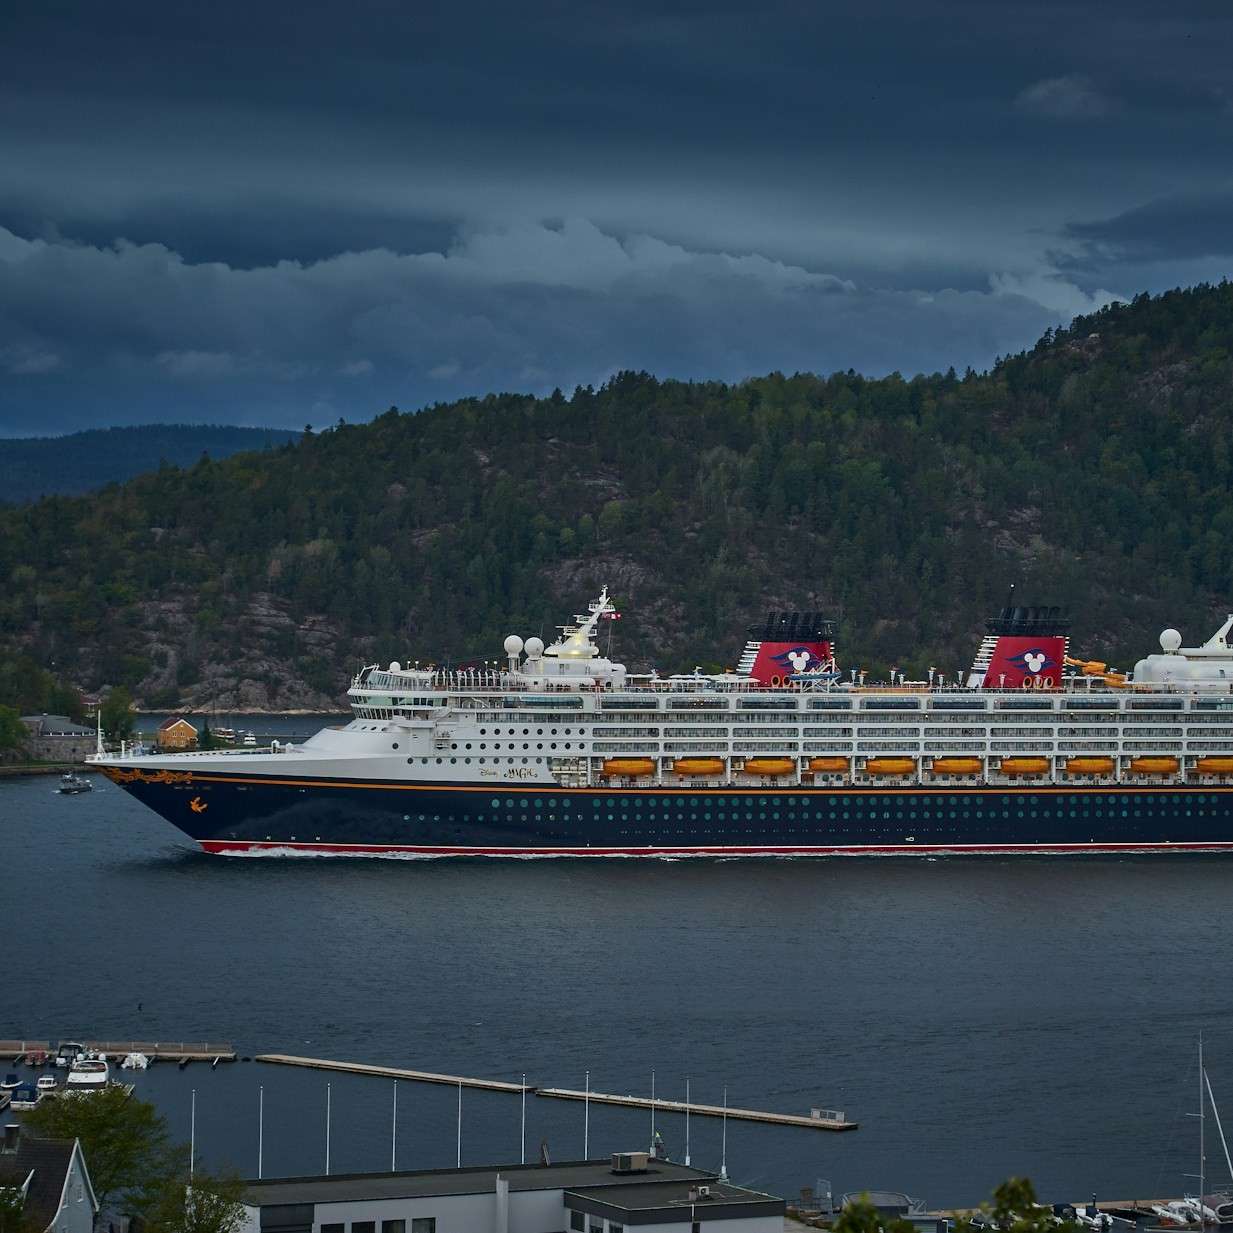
[685,1077,690,1166]
[456,1081,462,1168]
[325,1082,332,1176]
[190,1089,196,1178]
[391,1080,398,1172]
[584,1070,590,1158]
[258,1086,264,1179]
[520,1074,526,1165]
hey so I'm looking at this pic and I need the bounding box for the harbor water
[4,719,1233,1206]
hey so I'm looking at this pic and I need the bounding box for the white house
[238,1154,785,1233]
[0,1124,99,1233]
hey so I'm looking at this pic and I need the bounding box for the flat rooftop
[242,1159,715,1206]
[567,1177,784,1215]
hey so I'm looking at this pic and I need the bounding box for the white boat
[10,1087,40,1110]
[66,1056,110,1089]
[36,1074,57,1091]
[120,1052,149,1070]
[54,1041,85,1067]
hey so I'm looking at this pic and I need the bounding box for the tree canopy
[4,281,1233,708]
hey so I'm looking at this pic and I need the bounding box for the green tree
[0,1184,41,1233]
[101,687,137,742]
[146,1170,247,1233]
[954,1178,1081,1233]
[0,705,27,753]
[199,720,215,750]
[21,1085,176,1216]
[832,1195,917,1233]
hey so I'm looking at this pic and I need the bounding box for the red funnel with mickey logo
[966,605,1069,690]
[738,612,836,686]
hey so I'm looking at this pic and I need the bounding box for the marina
[0,1040,235,1063]
[254,1053,527,1092]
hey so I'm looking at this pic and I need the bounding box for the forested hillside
[2,282,1232,712]
[0,424,298,503]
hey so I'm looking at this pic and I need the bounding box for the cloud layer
[2,0,1232,431]
[0,216,1110,431]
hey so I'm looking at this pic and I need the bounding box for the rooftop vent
[611,1151,650,1174]
[688,1185,713,1202]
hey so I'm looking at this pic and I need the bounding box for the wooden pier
[536,1087,858,1131]
[254,1054,528,1093]
[0,1040,235,1063]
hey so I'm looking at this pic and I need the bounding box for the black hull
[106,771,1233,856]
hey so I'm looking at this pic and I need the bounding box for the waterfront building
[0,1124,99,1233]
[156,716,198,750]
[236,1155,785,1233]
[17,714,95,762]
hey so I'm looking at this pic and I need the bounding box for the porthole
[392,742,399,750]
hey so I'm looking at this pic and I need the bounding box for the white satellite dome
[503,635,524,655]
[524,636,545,659]
[389,661,401,672]
[1159,628,1182,653]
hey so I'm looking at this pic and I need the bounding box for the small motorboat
[23,1049,49,1067]
[57,773,93,794]
[0,1073,19,1091]
[241,731,257,747]
[36,1074,57,1092]
[66,1055,110,1090]
[55,1041,85,1067]
[120,1052,149,1070]
[9,1083,40,1110]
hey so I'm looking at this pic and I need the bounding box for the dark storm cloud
[2,0,1232,431]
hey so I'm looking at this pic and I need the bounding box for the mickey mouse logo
[771,646,823,674]
[1007,648,1056,675]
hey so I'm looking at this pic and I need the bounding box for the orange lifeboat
[1064,757,1115,776]
[808,757,849,774]
[930,758,982,775]
[671,758,726,777]
[600,758,656,778]
[999,758,1050,776]
[740,758,795,777]
[865,758,915,776]
[1196,757,1233,775]
[1127,757,1179,775]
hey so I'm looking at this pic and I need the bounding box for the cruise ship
[92,589,1233,857]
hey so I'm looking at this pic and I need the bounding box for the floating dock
[536,1087,857,1131]
[254,1054,528,1092]
[0,1040,235,1063]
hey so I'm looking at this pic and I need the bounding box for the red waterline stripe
[199,840,1233,857]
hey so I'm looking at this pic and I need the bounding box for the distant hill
[2,281,1233,711]
[0,424,300,503]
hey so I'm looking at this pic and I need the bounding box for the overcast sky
[2,0,1232,434]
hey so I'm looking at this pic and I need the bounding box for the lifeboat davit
[1064,757,1115,776]
[740,758,795,777]
[1196,757,1233,775]
[808,757,849,774]
[1128,757,1179,775]
[930,758,982,775]
[600,758,655,778]
[865,758,915,776]
[671,758,726,777]
[999,757,1050,776]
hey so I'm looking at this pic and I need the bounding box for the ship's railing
[90,743,290,761]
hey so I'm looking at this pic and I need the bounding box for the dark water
[4,726,1233,1208]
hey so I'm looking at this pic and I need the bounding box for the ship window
[382,1223,406,1233]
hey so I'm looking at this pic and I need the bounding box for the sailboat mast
[1201,1032,1207,1232]
[1204,1068,1233,1189]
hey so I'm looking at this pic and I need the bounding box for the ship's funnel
[738,611,837,686]
[967,605,1070,690]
